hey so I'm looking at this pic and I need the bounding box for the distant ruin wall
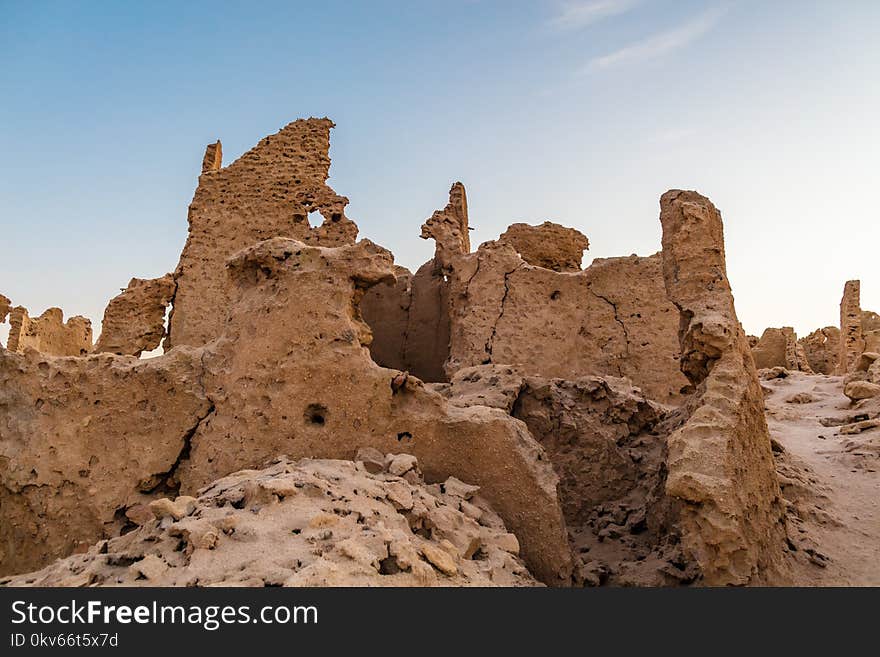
[6,307,92,356]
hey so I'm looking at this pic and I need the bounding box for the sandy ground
[763,372,880,585]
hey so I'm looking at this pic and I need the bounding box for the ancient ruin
[2,117,878,588]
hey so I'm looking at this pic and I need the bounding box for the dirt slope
[764,372,880,585]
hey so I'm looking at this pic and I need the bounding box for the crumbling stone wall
[0,294,9,324]
[799,326,840,375]
[659,190,787,585]
[6,306,92,356]
[752,327,813,373]
[94,274,175,356]
[837,280,864,374]
[167,118,359,349]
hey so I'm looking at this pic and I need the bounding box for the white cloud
[587,5,728,70]
[547,0,642,31]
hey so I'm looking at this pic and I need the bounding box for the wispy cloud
[587,5,728,70]
[547,0,642,32]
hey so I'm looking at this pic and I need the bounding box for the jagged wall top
[167,118,359,348]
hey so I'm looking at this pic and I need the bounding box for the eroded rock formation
[2,456,537,587]
[94,274,175,356]
[420,182,470,272]
[5,306,92,356]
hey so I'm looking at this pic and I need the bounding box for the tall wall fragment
[94,274,175,356]
[6,307,92,356]
[837,280,863,374]
[659,190,787,585]
[201,140,222,173]
[167,118,359,349]
[0,294,9,324]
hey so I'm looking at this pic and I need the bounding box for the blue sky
[1,0,878,343]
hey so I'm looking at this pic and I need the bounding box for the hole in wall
[307,211,323,228]
[397,431,413,443]
[304,403,329,426]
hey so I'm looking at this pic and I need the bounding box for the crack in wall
[143,401,216,496]
[587,284,629,377]
[484,263,524,362]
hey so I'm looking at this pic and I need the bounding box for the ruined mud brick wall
[659,190,787,585]
[799,327,840,375]
[837,280,864,374]
[166,118,358,349]
[0,294,9,323]
[5,306,92,356]
[0,238,572,584]
[444,244,688,404]
[94,274,175,356]
[752,326,813,373]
